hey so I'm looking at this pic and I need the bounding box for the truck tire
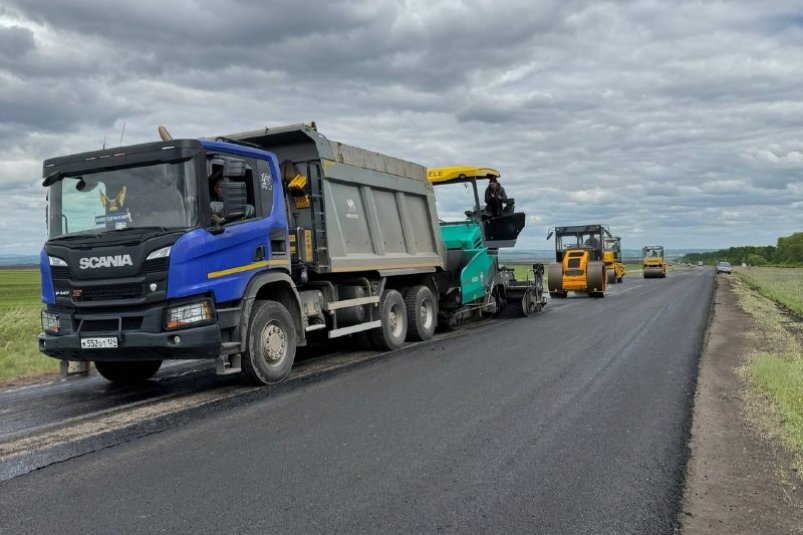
[607,270,616,284]
[95,360,162,384]
[369,289,407,350]
[241,301,297,385]
[404,285,436,341]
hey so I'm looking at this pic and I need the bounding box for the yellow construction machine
[547,224,608,298]
[603,235,626,284]
[642,245,667,278]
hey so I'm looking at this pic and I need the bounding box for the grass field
[734,267,803,466]
[738,267,803,316]
[0,269,59,382]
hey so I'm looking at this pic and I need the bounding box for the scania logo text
[79,255,133,269]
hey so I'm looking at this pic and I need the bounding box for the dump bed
[223,124,445,274]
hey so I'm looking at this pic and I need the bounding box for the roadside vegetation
[681,231,803,266]
[0,269,58,383]
[732,267,803,467]
[739,267,803,316]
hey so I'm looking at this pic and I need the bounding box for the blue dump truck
[38,123,544,385]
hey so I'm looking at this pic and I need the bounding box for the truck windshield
[48,159,198,238]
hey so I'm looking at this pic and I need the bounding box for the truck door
[204,154,289,303]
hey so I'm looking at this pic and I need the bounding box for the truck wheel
[369,289,407,350]
[404,285,436,341]
[242,301,297,385]
[95,360,162,384]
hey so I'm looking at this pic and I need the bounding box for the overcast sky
[1,0,802,253]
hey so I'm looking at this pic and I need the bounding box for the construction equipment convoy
[642,245,667,278]
[38,123,544,385]
[546,224,609,298]
[603,235,626,284]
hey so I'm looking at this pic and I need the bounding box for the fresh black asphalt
[1,269,714,534]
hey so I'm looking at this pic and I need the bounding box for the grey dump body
[223,124,445,274]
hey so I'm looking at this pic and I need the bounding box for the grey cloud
[0,25,34,57]
[0,78,133,140]
[5,0,572,92]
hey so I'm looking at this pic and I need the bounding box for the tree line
[679,232,803,266]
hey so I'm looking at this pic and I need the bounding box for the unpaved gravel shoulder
[682,276,803,534]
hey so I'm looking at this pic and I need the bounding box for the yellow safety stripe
[207,259,290,279]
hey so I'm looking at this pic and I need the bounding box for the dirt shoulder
[682,276,803,534]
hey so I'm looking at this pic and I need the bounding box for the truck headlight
[48,256,68,267]
[41,310,59,333]
[146,246,172,261]
[165,301,213,330]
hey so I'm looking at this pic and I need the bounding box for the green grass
[0,269,59,383]
[511,264,539,280]
[750,354,803,451]
[0,269,41,306]
[738,266,803,316]
[732,268,803,466]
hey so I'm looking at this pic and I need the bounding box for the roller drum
[587,261,606,295]
[547,263,564,293]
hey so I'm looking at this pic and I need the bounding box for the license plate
[80,337,118,349]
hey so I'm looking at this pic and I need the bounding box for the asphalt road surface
[1,268,713,534]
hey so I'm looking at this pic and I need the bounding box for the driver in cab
[210,176,255,225]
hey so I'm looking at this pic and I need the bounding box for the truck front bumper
[38,300,223,362]
[39,323,221,361]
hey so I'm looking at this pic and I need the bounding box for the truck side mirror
[223,159,247,178]
[546,231,553,240]
[223,181,248,220]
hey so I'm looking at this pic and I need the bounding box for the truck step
[328,320,381,339]
[324,296,380,311]
[216,353,242,375]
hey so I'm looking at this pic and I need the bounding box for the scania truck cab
[40,137,298,383]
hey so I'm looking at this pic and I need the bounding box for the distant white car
[716,261,733,274]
